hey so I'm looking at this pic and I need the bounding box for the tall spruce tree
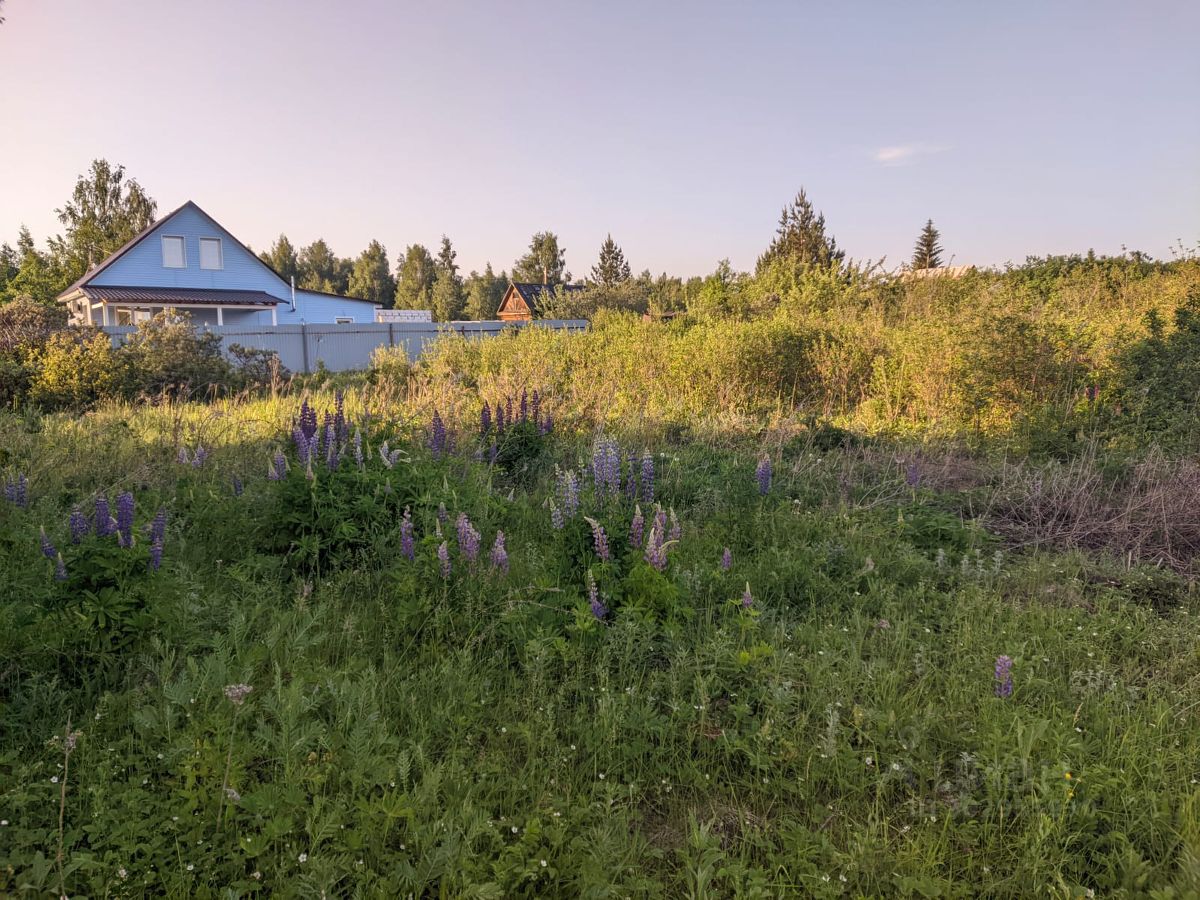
[431,236,465,322]
[513,232,569,285]
[395,244,436,310]
[260,234,300,284]
[298,239,345,293]
[348,240,396,305]
[590,234,631,286]
[755,188,844,274]
[48,159,157,284]
[911,219,944,269]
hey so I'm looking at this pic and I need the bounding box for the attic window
[199,237,223,270]
[161,235,185,268]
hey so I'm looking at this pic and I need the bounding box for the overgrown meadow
[1,382,1198,899]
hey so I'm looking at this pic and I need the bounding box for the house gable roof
[501,281,585,315]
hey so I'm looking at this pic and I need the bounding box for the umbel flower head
[223,683,253,706]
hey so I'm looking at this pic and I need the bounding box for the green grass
[1,391,1198,898]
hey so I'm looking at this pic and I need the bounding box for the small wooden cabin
[496,282,585,321]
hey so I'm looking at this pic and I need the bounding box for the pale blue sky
[1,0,1197,277]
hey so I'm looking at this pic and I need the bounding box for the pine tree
[260,234,299,284]
[347,240,395,306]
[395,244,436,310]
[431,236,465,322]
[590,234,631,286]
[755,189,844,274]
[513,232,569,285]
[911,219,944,270]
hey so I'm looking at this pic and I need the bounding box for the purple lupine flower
[437,502,448,524]
[352,430,363,467]
[905,460,922,488]
[550,499,564,530]
[298,399,318,441]
[644,526,667,572]
[994,655,1014,699]
[604,444,620,496]
[292,426,310,465]
[149,507,168,545]
[176,446,190,466]
[324,424,338,471]
[495,402,505,433]
[273,449,287,477]
[54,552,68,582]
[437,541,451,578]
[755,456,772,495]
[519,389,528,422]
[629,504,645,549]
[232,475,244,497]
[741,583,753,608]
[94,497,114,537]
[307,433,319,468]
[400,507,415,561]
[505,396,513,427]
[558,469,579,519]
[334,390,347,441]
[456,513,481,563]
[192,445,208,468]
[652,504,667,538]
[148,538,163,572]
[540,412,553,435]
[668,508,681,545]
[587,571,607,620]
[586,517,610,562]
[39,527,57,560]
[641,452,655,503]
[531,390,541,426]
[4,474,28,508]
[720,547,732,571]
[68,506,89,544]
[480,401,492,436]
[320,412,334,453]
[429,410,447,457]
[490,531,508,573]
[488,441,499,464]
[115,491,135,548]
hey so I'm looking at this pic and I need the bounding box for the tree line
[3,158,965,322]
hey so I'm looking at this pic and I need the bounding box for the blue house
[56,201,381,327]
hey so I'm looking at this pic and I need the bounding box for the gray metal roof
[81,285,279,306]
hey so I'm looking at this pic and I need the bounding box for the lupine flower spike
[755,456,772,495]
[994,655,1014,698]
[456,513,481,563]
[629,505,645,549]
[587,571,607,620]
[400,507,415,561]
[721,547,732,571]
[437,541,451,579]
[585,517,610,562]
[641,452,655,503]
[116,491,135,547]
[490,531,508,573]
[69,506,89,543]
[741,583,753,608]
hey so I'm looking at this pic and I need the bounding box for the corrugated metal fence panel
[99,320,589,373]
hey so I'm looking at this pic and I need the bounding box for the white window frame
[334,316,355,324]
[199,236,223,270]
[161,235,186,268]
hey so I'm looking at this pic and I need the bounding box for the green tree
[49,160,157,286]
[431,236,465,322]
[298,239,348,294]
[688,259,746,319]
[590,234,631,286]
[395,244,436,310]
[0,242,16,298]
[513,231,569,285]
[912,219,944,269]
[755,188,844,275]
[347,240,396,306]
[464,264,507,320]
[260,234,300,284]
[3,227,61,304]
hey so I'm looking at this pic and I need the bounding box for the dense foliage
[1,387,1198,897]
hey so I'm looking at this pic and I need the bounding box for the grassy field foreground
[1,392,1198,898]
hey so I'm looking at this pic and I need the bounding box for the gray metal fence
[100,319,588,374]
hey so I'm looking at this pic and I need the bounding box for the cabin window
[199,237,223,270]
[161,235,186,268]
[334,316,355,324]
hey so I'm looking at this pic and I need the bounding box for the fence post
[300,323,310,374]
[388,322,395,348]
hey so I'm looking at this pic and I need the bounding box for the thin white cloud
[873,143,950,167]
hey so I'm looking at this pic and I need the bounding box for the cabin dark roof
[80,286,280,306]
[510,282,585,313]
